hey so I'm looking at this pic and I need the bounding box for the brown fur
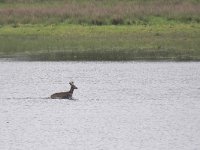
[51,82,78,99]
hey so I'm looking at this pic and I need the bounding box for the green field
[0,0,200,61]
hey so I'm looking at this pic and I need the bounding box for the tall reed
[0,0,199,25]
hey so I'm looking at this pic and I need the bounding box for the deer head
[69,81,78,89]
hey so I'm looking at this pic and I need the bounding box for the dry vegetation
[0,0,200,25]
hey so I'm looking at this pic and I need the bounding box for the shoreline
[0,24,200,61]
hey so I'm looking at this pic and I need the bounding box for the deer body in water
[51,82,78,99]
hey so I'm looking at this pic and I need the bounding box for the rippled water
[0,60,200,150]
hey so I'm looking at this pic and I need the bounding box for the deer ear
[69,81,74,85]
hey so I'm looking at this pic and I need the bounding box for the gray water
[0,60,200,150]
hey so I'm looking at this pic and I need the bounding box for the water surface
[0,61,200,150]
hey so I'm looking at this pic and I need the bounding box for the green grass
[0,0,200,61]
[0,23,200,61]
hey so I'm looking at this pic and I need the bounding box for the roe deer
[51,81,78,99]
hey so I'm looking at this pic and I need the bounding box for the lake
[0,60,200,150]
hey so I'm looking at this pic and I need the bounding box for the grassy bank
[0,0,200,61]
[0,23,200,61]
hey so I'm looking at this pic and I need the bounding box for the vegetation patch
[0,24,199,61]
[0,0,200,61]
[0,0,200,25]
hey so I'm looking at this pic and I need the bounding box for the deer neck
[69,86,74,94]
